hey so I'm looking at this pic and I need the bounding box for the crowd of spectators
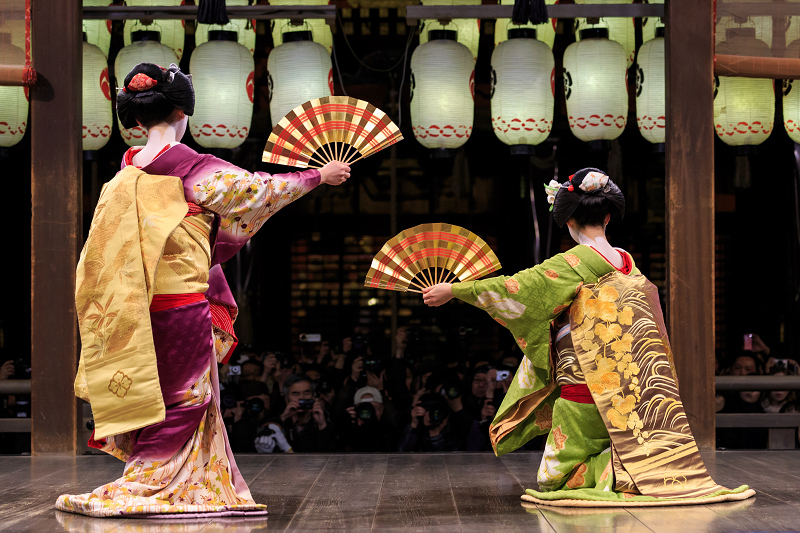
[217,328,529,454]
[715,333,800,449]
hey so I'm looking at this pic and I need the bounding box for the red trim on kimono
[149,293,207,312]
[590,247,633,275]
[560,384,595,404]
[87,429,107,450]
[185,201,205,216]
[123,143,174,168]
[209,300,238,363]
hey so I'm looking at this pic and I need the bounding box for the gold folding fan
[262,96,403,169]
[365,223,502,293]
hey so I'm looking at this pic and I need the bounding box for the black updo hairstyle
[116,62,195,130]
[552,167,626,228]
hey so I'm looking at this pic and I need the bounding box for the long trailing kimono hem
[521,487,756,507]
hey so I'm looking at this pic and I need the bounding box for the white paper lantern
[410,31,474,152]
[635,30,664,144]
[271,0,333,54]
[494,0,557,49]
[563,28,628,143]
[82,41,113,151]
[491,30,554,152]
[267,32,332,127]
[0,36,28,148]
[783,40,800,143]
[124,0,186,60]
[190,32,254,149]
[419,0,480,61]
[195,0,256,55]
[83,0,112,57]
[114,32,179,146]
[714,29,774,146]
[576,0,635,68]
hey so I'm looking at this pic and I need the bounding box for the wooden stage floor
[0,451,798,532]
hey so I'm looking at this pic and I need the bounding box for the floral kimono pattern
[452,245,755,506]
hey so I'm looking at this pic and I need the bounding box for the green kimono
[452,245,754,506]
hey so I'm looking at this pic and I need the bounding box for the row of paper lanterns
[1,0,799,151]
[0,0,334,150]
[410,0,800,152]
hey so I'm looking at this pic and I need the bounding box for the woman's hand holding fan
[421,284,454,307]
[319,161,351,186]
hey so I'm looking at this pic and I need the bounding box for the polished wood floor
[0,451,798,532]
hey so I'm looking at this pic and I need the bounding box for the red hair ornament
[127,73,158,92]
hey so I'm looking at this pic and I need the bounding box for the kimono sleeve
[451,254,586,384]
[187,156,321,240]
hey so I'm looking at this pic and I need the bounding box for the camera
[418,393,450,429]
[242,397,265,417]
[442,379,463,400]
[495,370,510,382]
[297,398,315,411]
[228,365,242,375]
[355,401,377,424]
[362,356,383,375]
[220,392,238,409]
[299,333,322,343]
[256,424,277,438]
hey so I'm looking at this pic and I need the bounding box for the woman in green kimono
[422,168,754,507]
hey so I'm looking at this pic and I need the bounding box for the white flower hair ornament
[543,171,611,212]
[544,179,569,211]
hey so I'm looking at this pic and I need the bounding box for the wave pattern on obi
[569,272,725,499]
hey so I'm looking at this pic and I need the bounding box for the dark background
[1,2,798,370]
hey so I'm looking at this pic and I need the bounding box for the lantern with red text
[0,35,27,148]
[562,28,628,143]
[714,28,774,146]
[83,40,113,151]
[491,30,554,153]
[635,28,664,144]
[114,31,179,146]
[410,31,474,154]
[190,32,254,149]
[267,31,332,127]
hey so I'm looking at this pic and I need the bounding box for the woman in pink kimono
[57,63,349,518]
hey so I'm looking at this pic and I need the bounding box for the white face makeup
[173,114,188,142]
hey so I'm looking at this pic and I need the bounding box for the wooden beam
[664,0,716,451]
[0,65,30,87]
[82,5,336,20]
[406,3,664,24]
[715,55,800,79]
[30,0,82,454]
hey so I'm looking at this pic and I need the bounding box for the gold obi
[553,311,584,386]
[155,211,215,295]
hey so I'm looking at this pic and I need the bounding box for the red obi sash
[560,384,594,404]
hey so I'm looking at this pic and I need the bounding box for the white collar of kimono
[576,232,624,269]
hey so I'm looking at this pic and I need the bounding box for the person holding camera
[398,391,484,452]
[342,387,397,452]
[279,374,336,452]
[228,391,271,453]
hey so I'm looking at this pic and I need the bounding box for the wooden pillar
[664,0,716,450]
[30,0,82,454]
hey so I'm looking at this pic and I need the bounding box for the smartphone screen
[743,334,753,351]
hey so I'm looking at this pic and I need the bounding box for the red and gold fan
[365,223,502,293]
[262,96,403,169]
